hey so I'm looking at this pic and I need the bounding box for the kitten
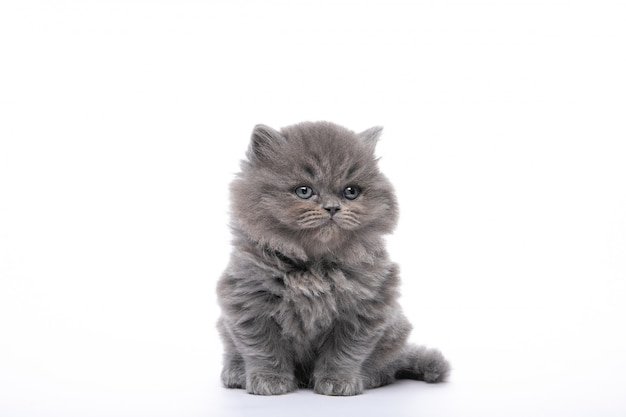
[217,121,450,396]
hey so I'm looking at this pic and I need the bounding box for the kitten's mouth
[296,211,360,232]
[326,215,345,227]
[316,218,337,230]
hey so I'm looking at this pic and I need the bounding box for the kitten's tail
[394,344,451,383]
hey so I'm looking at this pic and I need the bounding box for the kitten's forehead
[279,122,374,180]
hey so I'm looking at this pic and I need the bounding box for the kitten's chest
[274,266,373,341]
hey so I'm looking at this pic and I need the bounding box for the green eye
[343,186,360,200]
[295,186,314,199]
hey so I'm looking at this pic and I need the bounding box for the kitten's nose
[324,205,340,216]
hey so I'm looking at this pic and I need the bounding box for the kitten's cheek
[282,214,302,228]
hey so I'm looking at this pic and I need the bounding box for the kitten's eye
[295,186,314,199]
[343,186,360,200]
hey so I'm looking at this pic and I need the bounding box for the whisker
[339,211,360,220]
[298,211,325,221]
[337,212,361,226]
[298,217,326,226]
[297,211,328,228]
[301,215,323,220]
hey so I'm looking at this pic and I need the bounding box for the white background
[1,0,625,416]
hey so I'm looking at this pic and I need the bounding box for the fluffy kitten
[217,121,449,396]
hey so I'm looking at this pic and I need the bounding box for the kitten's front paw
[246,373,297,396]
[221,367,246,389]
[314,376,364,396]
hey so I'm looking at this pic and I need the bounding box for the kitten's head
[231,121,398,261]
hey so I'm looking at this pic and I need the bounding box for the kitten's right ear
[248,124,286,163]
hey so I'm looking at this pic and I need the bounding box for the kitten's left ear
[358,126,383,152]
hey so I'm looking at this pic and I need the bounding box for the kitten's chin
[314,228,338,244]
[308,223,346,246]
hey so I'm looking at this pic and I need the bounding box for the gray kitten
[217,121,450,396]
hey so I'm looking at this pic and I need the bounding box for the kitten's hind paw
[415,348,450,383]
[246,373,297,395]
[314,376,364,396]
[421,349,450,383]
[396,346,451,383]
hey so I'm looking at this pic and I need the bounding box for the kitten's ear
[358,126,383,152]
[248,124,286,163]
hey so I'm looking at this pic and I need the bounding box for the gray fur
[217,121,450,396]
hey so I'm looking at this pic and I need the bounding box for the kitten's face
[232,122,398,257]
[289,183,362,242]
[277,179,372,245]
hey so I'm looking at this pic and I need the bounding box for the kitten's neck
[235,228,386,267]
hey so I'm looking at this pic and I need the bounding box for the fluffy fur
[217,121,449,396]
